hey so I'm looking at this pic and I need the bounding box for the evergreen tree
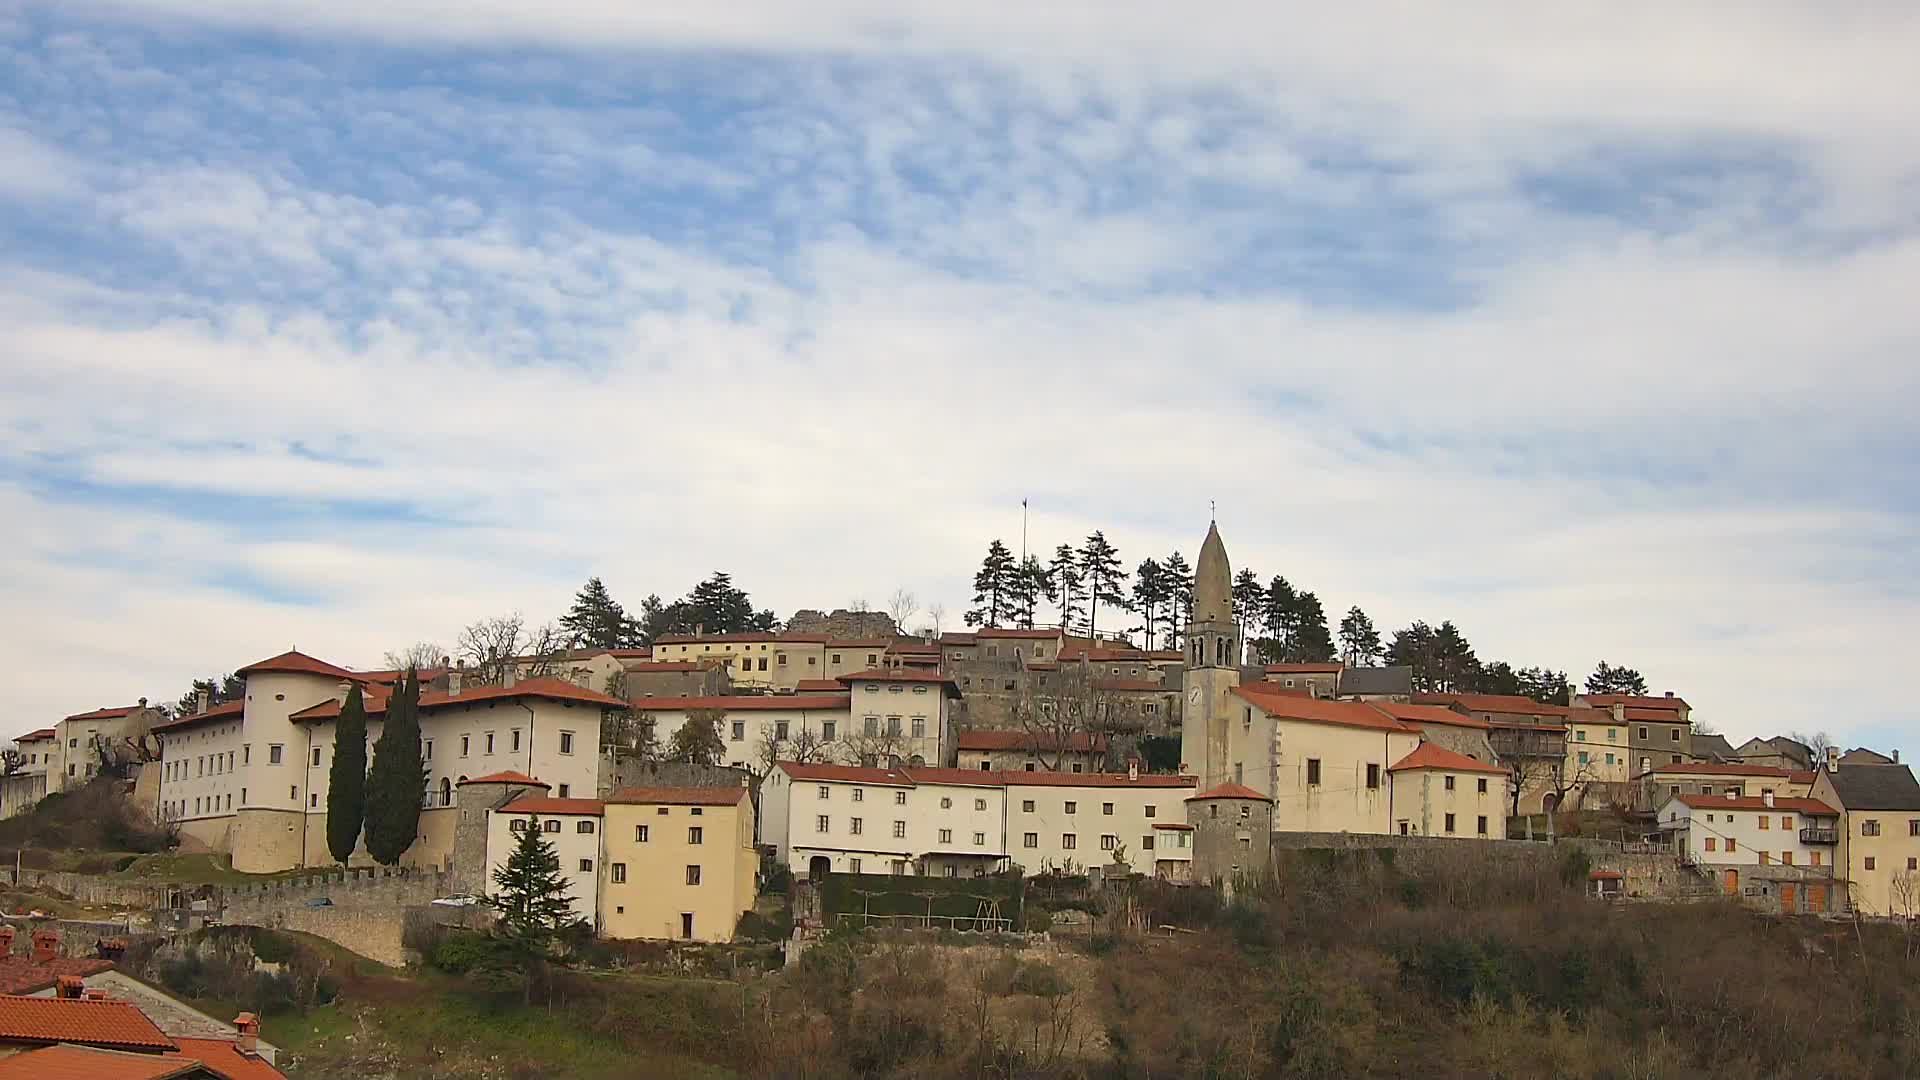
[1079,531,1127,641]
[1047,544,1084,634]
[558,577,643,649]
[326,684,369,865]
[1260,575,1299,661]
[1339,607,1383,667]
[1517,666,1572,705]
[1131,558,1167,650]
[1586,661,1649,695]
[666,713,726,765]
[635,593,681,645]
[966,540,1017,628]
[490,816,581,944]
[363,668,426,865]
[1010,556,1045,629]
[1231,569,1265,641]
[1290,591,1335,662]
[1162,551,1194,647]
[173,673,245,716]
[1431,621,1479,692]
[678,573,777,635]
[1388,621,1439,692]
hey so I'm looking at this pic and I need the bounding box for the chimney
[0,926,14,955]
[502,663,517,689]
[234,1013,260,1057]
[1827,746,1840,771]
[1763,791,1775,807]
[1127,757,1140,781]
[1895,750,1902,765]
[448,661,464,697]
[196,688,211,714]
[1664,690,1674,699]
[32,928,59,964]
[81,988,110,1001]
[55,975,84,999]
[138,697,148,709]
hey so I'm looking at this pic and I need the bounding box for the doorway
[809,856,831,881]
[1722,869,1739,896]
[680,913,694,939]
[1808,884,1827,912]
[1780,883,1798,913]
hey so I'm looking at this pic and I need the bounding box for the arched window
[1215,636,1229,666]
[439,777,452,806]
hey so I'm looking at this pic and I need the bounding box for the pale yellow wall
[846,679,952,767]
[1812,771,1920,917]
[1566,721,1630,783]
[1009,782,1190,874]
[600,799,756,942]
[231,807,305,873]
[1390,768,1506,838]
[651,639,839,691]
[486,809,604,924]
[1270,718,1419,835]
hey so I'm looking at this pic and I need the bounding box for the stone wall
[12,869,192,910]
[221,866,444,966]
[783,609,900,639]
[598,759,752,798]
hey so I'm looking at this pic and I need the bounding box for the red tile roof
[1232,685,1419,733]
[1415,692,1574,718]
[457,771,549,788]
[60,706,145,723]
[1787,770,1818,786]
[938,633,978,646]
[15,728,55,742]
[777,760,1193,790]
[1487,718,1569,733]
[996,771,1196,789]
[1187,782,1271,802]
[234,650,357,680]
[897,766,1008,788]
[776,761,914,785]
[885,641,940,655]
[502,796,605,816]
[1366,702,1490,730]
[0,1044,202,1080]
[150,700,246,733]
[606,786,749,806]
[955,729,1107,753]
[291,677,624,722]
[1647,762,1792,778]
[837,669,962,696]
[794,678,850,693]
[1389,743,1507,775]
[973,628,1062,639]
[168,1037,289,1080]
[620,695,851,712]
[653,632,831,644]
[0,995,176,1051]
[1622,708,1688,723]
[1672,794,1837,815]
[0,955,115,995]
[1585,693,1689,712]
[1091,678,1164,692]
[1264,663,1343,674]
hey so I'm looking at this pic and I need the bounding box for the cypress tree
[364,667,425,865]
[325,684,369,865]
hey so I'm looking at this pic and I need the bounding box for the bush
[735,907,793,942]
[1558,847,1593,888]
[249,929,296,964]
[1023,907,1054,933]
[1010,960,1068,997]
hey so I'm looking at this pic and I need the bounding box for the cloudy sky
[3,3,1916,753]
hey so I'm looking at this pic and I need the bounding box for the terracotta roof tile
[291,677,624,722]
[1233,685,1419,733]
[1366,702,1490,730]
[837,669,962,696]
[1187,782,1270,802]
[0,955,115,995]
[1671,794,1837,815]
[60,706,144,723]
[776,761,914,785]
[168,1037,289,1080]
[0,1044,203,1080]
[1414,692,1575,719]
[1585,693,1689,711]
[502,796,605,815]
[1389,743,1507,775]
[15,728,56,742]
[0,995,176,1051]
[621,695,850,712]
[996,771,1195,789]
[793,679,850,693]
[457,771,549,787]
[899,766,1008,788]
[234,650,357,680]
[605,786,750,806]
[150,700,246,733]
[972,629,1062,639]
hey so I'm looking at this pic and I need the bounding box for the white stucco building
[486,794,607,929]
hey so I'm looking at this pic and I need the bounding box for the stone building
[450,771,553,895]
[1262,663,1342,698]
[1185,782,1272,887]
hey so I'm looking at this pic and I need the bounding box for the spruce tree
[1079,531,1127,641]
[491,816,580,945]
[1009,556,1045,629]
[966,540,1017,628]
[325,684,369,865]
[1261,575,1299,661]
[559,576,643,649]
[1291,591,1336,663]
[1586,661,1648,695]
[363,667,425,865]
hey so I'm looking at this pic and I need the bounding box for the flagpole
[1020,499,1028,564]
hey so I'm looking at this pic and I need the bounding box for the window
[1910,857,1918,872]
[610,863,627,884]
[1477,778,1488,794]
[777,652,787,667]
[1759,816,1770,830]
[461,736,470,757]
[1811,851,1822,867]
[310,793,319,808]
[485,732,496,755]
[1103,802,1115,815]
[312,746,323,767]
[973,831,986,845]
[775,721,789,741]
[511,819,528,833]
[864,717,879,736]
[512,729,522,752]
[689,826,703,844]
[1062,834,1077,850]
[288,785,296,799]
[732,721,746,741]
[1759,852,1770,865]
[1141,834,1155,851]
[816,815,830,833]
[940,797,952,809]
[1022,799,1035,813]
[757,658,767,671]
[1100,834,1117,851]
[975,798,988,811]
[1863,820,1882,837]
[1071,763,1084,773]
[1477,815,1488,835]
[911,717,926,738]
[893,791,907,806]
[1065,801,1077,815]
[577,820,595,834]
[822,721,836,741]
[849,858,862,873]
[1911,819,1920,837]
[543,820,561,833]
[423,740,432,761]
[1576,731,1587,743]
[1865,857,1877,871]
[850,818,863,835]
[558,784,570,798]
[1306,759,1321,786]
[939,828,952,844]
[636,825,649,842]
[686,865,702,885]
[1365,764,1380,789]
[1705,837,1717,852]
[1145,804,1157,819]
[1782,851,1794,866]
[886,716,901,736]
[1670,728,1680,742]
[1024,832,1038,848]
[852,788,864,802]
[269,744,283,765]
[1444,775,1455,791]
[578,858,593,872]
[833,653,842,664]
[1638,727,1648,740]
[1444,813,1456,834]
[892,820,907,838]
[1726,837,1736,852]
[818,786,832,799]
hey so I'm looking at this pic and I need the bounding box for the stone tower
[1179,521,1242,789]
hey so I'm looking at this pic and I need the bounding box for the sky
[2,3,1916,755]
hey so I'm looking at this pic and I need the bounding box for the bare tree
[753,721,834,777]
[844,721,913,768]
[1008,661,1137,771]
[383,641,446,672]
[1,748,22,776]
[456,613,575,686]
[517,621,577,682]
[887,589,919,636]
[924,603,946,639]
[600,673,659,763]
[1790,730,1835,766]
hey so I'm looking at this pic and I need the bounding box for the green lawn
[115,853,313,884]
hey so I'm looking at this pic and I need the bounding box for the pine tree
[1131,558,1166,650]
[666,713,725,765]
[1291,591,1335,662]
[966,540,1017,628]
[1079,531,1127,641]
[1586,662,1648,695]
[1162,551,1194,647]
[679,573,777,634]
[1047,544,1084,634]
[363,668,425,865]
[1339,607,1383,666]
[326,685,370,865]
[559,577,643,649]
[1231,569,1264,641]
[1260,575,1299,661]
[1432,621,1480,692]
[1009,556,1045,629]
[490,816,581,943]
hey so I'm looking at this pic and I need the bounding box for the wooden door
[1722,869,1739,895]
[1808,884,1827,913]
[1780,883,1797,913]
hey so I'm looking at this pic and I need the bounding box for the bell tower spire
[1179,518,1243,789]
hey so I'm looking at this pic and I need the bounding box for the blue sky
[2,2,1917,753]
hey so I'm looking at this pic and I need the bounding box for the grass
[115,852,315,884]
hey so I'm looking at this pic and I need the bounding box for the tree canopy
[558,576,644,649]
[967,540,1018,628]
[363,668,425,865]
[1586,661,1649,695]
[666,712,726,765]
[326,684,370,865]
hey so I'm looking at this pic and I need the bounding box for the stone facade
[449,776,550,895]
[783,609,902,639]
[1188,787,1272,886]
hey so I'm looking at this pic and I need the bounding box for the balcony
[1799,827,1839,845]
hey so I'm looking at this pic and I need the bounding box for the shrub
[1010,960,1068,997]
[1558,847,1593,889]
[1023,907,1053,933]
[249,929,296,964]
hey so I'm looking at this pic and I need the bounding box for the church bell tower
[1179,520,1242,789]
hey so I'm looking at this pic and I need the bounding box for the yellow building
[600,786,757,942]
[1810,764,1920,918]
[1387,742,1510,839]
[1565,709,1630,785]
[647,633,885,692]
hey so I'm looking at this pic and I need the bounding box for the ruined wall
[783,609,900,639]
